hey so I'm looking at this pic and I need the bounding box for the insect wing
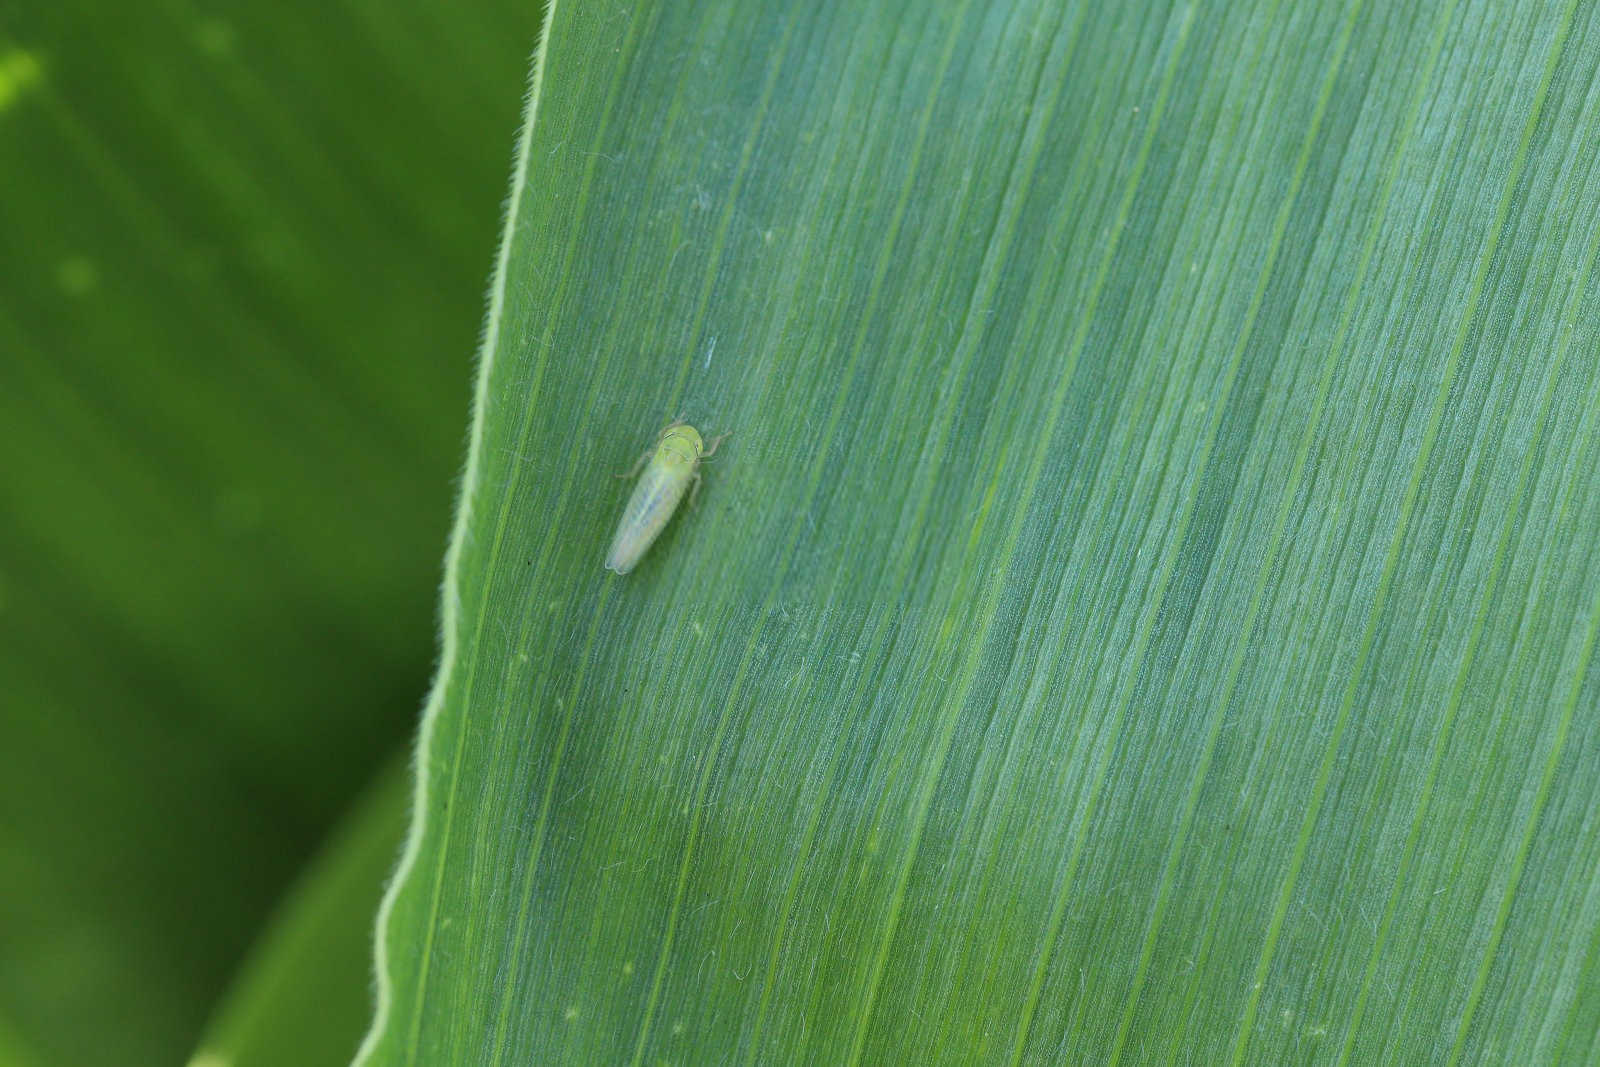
[605,458,691,574]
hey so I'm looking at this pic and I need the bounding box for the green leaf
[365,0,1600,1063]
[191,758,408,1067]
[0,4,535,1064]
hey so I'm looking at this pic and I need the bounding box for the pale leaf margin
[352,5,558,1062]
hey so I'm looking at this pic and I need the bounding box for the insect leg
[701,430,732,459]
[687,472,703,509]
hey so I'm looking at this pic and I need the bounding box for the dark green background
[0,3,539,1063]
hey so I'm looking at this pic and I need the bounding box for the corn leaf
[365,0,1600,1062]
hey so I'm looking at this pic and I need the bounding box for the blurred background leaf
[0,2,539,1064]
[191,756,408,1067]
[362,0,1600,1064]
